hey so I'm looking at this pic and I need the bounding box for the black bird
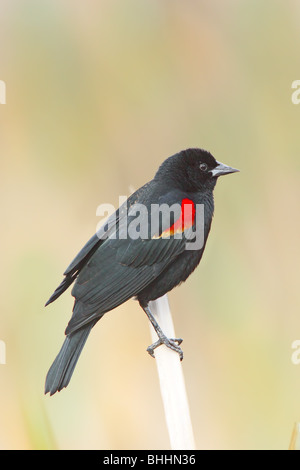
[45,148,238,395]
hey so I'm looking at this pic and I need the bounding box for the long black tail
[45,323,95,396]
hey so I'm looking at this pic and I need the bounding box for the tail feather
[45,323,94,396]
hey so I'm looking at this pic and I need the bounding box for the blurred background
[0,0,300,450]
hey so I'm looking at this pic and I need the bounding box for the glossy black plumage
[45,148,238,395]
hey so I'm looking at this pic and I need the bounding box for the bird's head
[155,148,239,192]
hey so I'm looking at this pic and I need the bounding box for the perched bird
[45,148,238,395]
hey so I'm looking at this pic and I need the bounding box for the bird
[44,148,239,395]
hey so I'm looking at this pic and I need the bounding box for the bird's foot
[147,336,183,361]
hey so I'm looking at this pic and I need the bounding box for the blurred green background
[0,0,300,450]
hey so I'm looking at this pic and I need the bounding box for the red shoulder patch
[154,198,195,239]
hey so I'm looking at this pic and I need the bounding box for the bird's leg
[141,304,183,361]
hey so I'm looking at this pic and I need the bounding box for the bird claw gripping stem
[141,303,184,360]
[147,336,184,361]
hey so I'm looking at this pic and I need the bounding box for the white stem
[289,422,300,450]
[149,295,196,450]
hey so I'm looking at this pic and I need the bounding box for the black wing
[66,190,196,334]
[46,187,196,335]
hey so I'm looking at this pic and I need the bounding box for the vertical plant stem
[289,422,300,450]
[149,294,196,450]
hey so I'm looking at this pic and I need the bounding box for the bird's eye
[200,163,208,172]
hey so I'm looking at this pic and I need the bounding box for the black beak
[211,161,239,178]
